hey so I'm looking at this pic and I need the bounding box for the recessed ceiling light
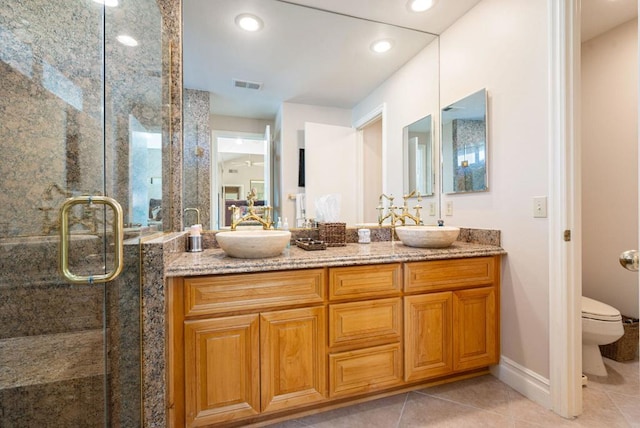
[235,14,264,32]
[371,39,394,54]
[93,0,119,7]
[117,35,138,47]
[407,0,437,12]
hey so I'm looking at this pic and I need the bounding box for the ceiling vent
[228,168,239,174]
[233,79,262,90]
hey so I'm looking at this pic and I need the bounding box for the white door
[304,122,358,225]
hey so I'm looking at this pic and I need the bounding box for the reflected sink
[215,230,291,258]
[395,226,460,248]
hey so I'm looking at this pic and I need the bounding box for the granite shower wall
[183,88,211,229]
[451,119,486,192]
[0,0,163,236]
[0,1,103,237]
[0,0,164,426]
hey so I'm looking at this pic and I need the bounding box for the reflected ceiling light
[407,0,437,12]
[93,0,119,7]
[117,35,138,47]
[370,39,394,54]
[235,14,264,32]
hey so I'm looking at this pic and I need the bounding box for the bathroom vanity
[165,239,504,427]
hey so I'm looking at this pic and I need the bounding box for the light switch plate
[533,196,547,218]
[445,201,453,216]
[429,202,436,216]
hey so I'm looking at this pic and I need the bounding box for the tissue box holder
[318,222,346,247]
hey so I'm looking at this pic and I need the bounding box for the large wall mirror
[403,115,434,196]
[441,88,488,194]
[182,0,438,229]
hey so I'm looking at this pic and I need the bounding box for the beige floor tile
[294,393,408,428]
[586,358,640,397]
[571,387,631,428]
[264,420,307,428]
[503,388,575,427]
[416,374,513,417]
[266,368,640,428]
[398,391,513,427]
[606,391,640,428]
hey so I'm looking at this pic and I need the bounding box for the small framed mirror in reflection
[441,88,488,194]
[403,115,434,196]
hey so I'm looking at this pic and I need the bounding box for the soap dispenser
[187,224,203,252]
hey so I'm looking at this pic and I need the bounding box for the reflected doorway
[212,129,270,228]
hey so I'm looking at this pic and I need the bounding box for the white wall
[438,0,551,379]
[210,114,274,134]
[352,0,553,387]
[353,38,440,223]
[581,18,639,319]
[277,102,352,222]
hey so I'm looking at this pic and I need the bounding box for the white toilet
[582,296,624,377]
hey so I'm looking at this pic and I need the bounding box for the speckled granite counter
[165,240,506,277]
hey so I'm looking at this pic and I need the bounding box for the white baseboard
[490,355,552,409]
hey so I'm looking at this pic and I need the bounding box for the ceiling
[183,0,481,119]
[581,0,637,42]
[183,0,638,120]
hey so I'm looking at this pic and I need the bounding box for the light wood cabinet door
[453,286,498,371]
[404,292,453,382]
[184,315,260,427]
[260,306,327,413]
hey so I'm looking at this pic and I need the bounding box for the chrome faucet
[184,207,201,227]
[229,188,273,230]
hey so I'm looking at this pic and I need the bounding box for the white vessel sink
[395,225,460,248]
[215,230,291,258]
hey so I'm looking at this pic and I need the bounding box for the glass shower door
[0,0,162,425]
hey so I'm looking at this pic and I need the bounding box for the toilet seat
[581,296,622,322]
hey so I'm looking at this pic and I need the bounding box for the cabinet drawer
[184,269,325,317]
[405,257,496,293]
[329,298,401,349]
[329,263,401,301]
[329,343,403,397]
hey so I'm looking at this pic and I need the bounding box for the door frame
[353,103,387,224]
[548,0,583,418]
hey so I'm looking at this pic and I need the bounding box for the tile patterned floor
[267,357,639,427]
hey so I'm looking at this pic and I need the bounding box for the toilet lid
[582,296,622,322]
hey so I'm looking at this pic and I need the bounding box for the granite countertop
[164,240,506,277]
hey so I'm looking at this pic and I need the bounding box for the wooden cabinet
[327,264,403,397]
[183,307,326,426]
[169,256,500,427]
[404,292,453,381]
[404,257,500,383]
[184,315,260,427]
[260,307,326,412]
[329,343,403,397]
[171,270,327,428]
[453,286,498,371]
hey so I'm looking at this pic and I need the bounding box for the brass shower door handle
[59,195,124,284]
[619,250,639,272]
